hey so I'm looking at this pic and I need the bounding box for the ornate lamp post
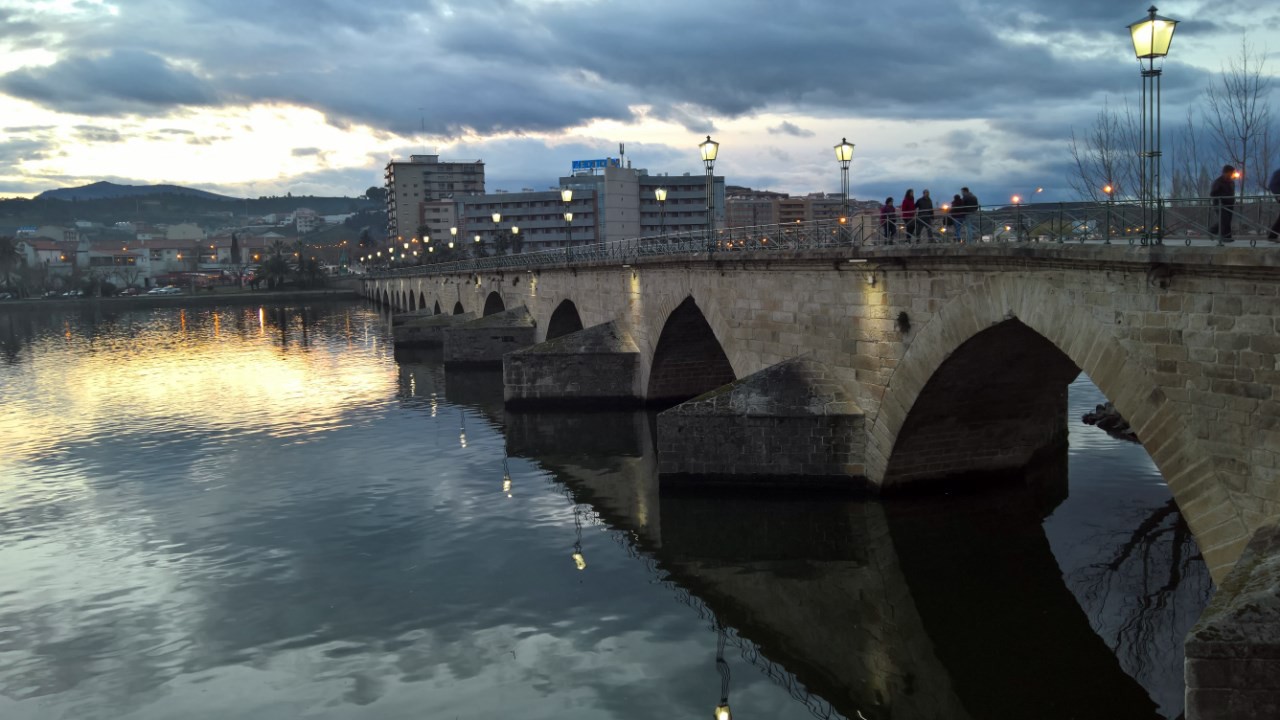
[492,211,504,254]
[834,137,854,221]
[561,188,573,245]
[700,135,719,240]
[1128,5,1178,245]
[655,187,668,238]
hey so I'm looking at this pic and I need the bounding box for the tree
[1202,37,1276,200]
[0,236,20,293]
[1068,98,1141,201]
[364,186,386,203]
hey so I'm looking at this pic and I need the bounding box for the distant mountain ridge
[37,181,237,202]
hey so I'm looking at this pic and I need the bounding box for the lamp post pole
[560,188,573,246]
[491,211,503,255]
[655,187,668,239]
[1128,5,1178,246]
[834,138,854,222]
[700,135,719,248]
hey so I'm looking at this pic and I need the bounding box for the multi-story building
[384,155,485,242]
[459,189,599,252]
[452,164,726,254]
[726,187,786,229]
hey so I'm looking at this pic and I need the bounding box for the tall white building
[384,155,485,242]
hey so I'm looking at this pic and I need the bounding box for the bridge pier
[657,357,866,486]
[443,306,537,366]
[393,311,476,347]
[503,321,642,408]
[1185,519,1280,720]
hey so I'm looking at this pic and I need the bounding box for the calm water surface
[0,302,1211,719]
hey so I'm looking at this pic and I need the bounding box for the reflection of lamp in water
[459,410,466,448]
[502,456,512,498]
[714,624,732,720]
[571,506,587,570]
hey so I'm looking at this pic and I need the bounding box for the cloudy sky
[1,0,1277,203]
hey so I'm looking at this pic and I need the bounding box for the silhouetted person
[901,189,917,242]
[1209,165,1236,242]
[916,189,936,241]
[1268,166,1280,241]
[880,197,898,244]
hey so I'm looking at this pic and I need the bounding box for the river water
[0,301,1212,720]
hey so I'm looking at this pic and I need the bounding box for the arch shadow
[646,296,736,406]
[434,300,442,315]
[483,291,505,317]
[546,300,584,341]
[452,301,465,315]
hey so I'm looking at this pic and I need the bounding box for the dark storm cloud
[769,122,815,138]
[2,0,1227,136]
[0,49,219,116]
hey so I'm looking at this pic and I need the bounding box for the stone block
[392,311,477,346]
[503,321,641,407]
[443,306,537,366]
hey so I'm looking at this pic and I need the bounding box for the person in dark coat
[954,188,979,243]
[880,197,898,243]
[1267,167,1280,241]
[916,189,936,241]
[1209,165,1236,242]
[901,189,917,242]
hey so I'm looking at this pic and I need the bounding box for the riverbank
[0,285,362,312]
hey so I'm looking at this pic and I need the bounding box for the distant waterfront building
[384,155,486,243]
[293,208,320,234]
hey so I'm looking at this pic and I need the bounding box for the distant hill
[37,181,237,202]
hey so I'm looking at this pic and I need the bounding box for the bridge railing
[366,195,1278,278]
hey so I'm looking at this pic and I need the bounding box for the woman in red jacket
[901,189,917,242]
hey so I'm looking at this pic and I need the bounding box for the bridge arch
[868,275,1247,578]
[382,289,390,308]
[646,296,736,406]
[419,292,427,311]
[453,301,465,315]
[434,300,442,315]
[546,300,584,341]
[408,292,417,311]
[483,291,505,317]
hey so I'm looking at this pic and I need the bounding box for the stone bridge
[364,244,1280,584]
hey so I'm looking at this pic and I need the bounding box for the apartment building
[384,155,485,241]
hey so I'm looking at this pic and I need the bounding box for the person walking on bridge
[916,189,936,241]
[1267,166,1280,241]
[1209,165,1236,242]
[901,189,917,243]
[880,197,898,244]
[955,187,979,243]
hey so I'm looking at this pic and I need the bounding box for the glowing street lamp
[654,187,668,238]
[700,135,719,236]
[561,189,573,245]
[1128,5,1178,244]
[834,137,854,220]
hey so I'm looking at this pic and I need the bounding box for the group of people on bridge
[879,187,981,244]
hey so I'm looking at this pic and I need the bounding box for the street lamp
[1128,5,1178,245]
[560,189,573,245]
[834,137,854,221]
[654,187,668,238]
[492,211,504,255]
[700,135,719,238]
[511,225,520,254]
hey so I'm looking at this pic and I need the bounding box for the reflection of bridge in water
[395,351,1196,719]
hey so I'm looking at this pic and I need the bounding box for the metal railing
[366,195,1279,278]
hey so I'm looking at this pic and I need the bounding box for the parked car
[120,287,140,296]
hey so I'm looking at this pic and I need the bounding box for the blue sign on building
[571,158,621,172]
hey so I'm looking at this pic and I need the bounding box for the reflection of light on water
[0,307,393,461]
